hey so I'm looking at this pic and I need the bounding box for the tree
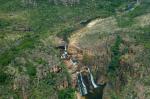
[108,35,122,74]
[58,88,75,99]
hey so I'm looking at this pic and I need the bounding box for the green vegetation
[26,63,36,77]
[0,0,150,99]
[82,53,91,66]
[0,0,124,67]
[126,1,150,18]
[0,35,35,66]
[116,0,150,28]
[136,26,150,48]
[0,19,10,29]
[110,92,120,99]
[0,70,10,84]
[56,27,75,42]
[30,80,55,99]
[60,63,72,84]
[108,35,122,74]
[116,16,134,27]
[58,88,75,99]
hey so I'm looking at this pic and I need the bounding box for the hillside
[0,0,150,99]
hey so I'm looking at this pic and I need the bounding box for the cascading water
[88,68,99,88]
[80,72,88,95]
[77,72,84,95]
[77,72,88,96]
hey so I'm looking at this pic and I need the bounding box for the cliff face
[67,13,150,98]
[0,0,150,99]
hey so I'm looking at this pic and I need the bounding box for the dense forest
[0,0,150,99]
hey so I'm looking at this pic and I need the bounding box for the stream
[58,16,110,98]
[59,44,106,99]
[80,68,106,99]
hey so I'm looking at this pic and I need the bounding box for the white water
[65,44,67,51]
[88,68,98,88]
[77,74,83,95]
[80,72,88,95]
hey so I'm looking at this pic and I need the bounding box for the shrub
[0,71,10,84]
[58,88,75,99]
[108,35,122,74]
[0,19,10,29]
[116,16,134,28]
[57,27,75,42]
[26,63,36,77]
[82,53,91,66]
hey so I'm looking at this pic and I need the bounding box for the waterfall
[77,73,83,95]
[79,72,88,95]
[65,44,67,51]
[88,68,98,88]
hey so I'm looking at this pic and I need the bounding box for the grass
[56,26,76,42]
[26,62,37,77]
[129,25,150,48]
[0,19,11,29]
[1,0,149,98]
[126,2,150,18]
[0,0,124,68]
[116,1,150,28]
[138,26,150,49]
[0,34,36,66]
[116,16,134,27]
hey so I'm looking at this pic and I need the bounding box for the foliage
[43,73,57,85]
[35,58,47,65]
[57,27,75,42]
[58,88,75,99]
[135,26,150,48]
[108,35,122,75]
[30,80,55,99]
[110,91,121,99]
[0,0,128,67]
[82,53,91,66]
[0,19,10,29]
[0,35,35,66]
[126,2,150,18]
[0,70,10,84]
[0,0,24,12]
[0,0,149,98]
[116,1,150,28]
[60,63,72,84]
[116,16,134,27]
[26,62,37,77]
